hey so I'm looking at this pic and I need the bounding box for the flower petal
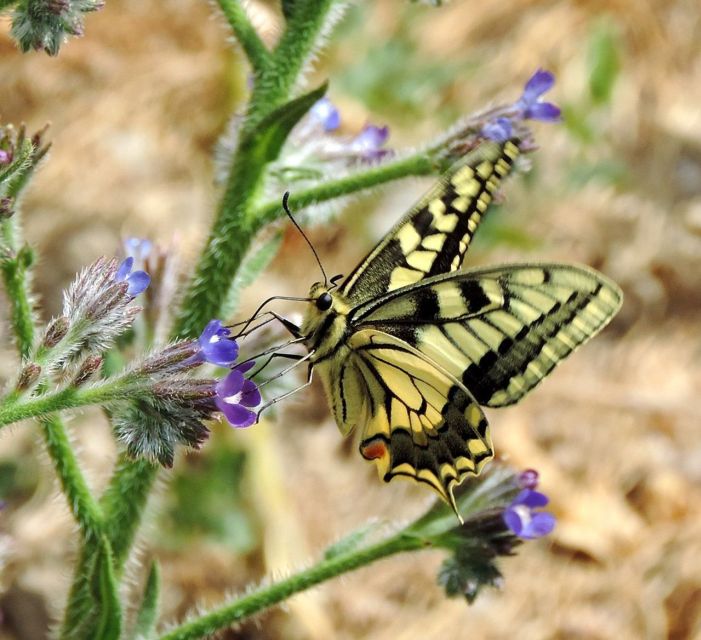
[200,319,223,344]
[205,340,239,367]
[482,117,513,142]
[116,257,134,282]
[216,397,256,427]
[521,511,556,539]
[234,360,256,374]
[311,97,341,132]
[351,124,390,156]
[522,69,555,102]
[240,379,261,407]
[502,507,525,536]
[215,369,244,398]
[126,270,150,296]
[517,489,549,508]
[524,101,561,122]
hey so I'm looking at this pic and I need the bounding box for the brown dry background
[1,1,701,639]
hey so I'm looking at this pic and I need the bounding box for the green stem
[216,0,270,73]
[159,533,424,640]
[100,455,159,568]
[246,0,336,129]
[0,379,137,427]
[254,152,436,226]
[1,218,35,359]
[39,414,104,540]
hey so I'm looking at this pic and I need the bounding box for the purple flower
[482,117,513,142]
[349,124,391,161]
[503,488,556,539]
[195,319,239,367]
[124,237,153,263]
[517,468,540,490]
[115,257,150,297]
[515,69,561,122]
[309,97,341,132]
[215,362,261,428]
[0,149,11,164]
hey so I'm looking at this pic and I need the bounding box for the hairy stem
[0,380,138,428]
[159,532,424,640]
[39,414,104,540]
[0,217,35,359]
[254,152,436,226]
[216,0,270,73]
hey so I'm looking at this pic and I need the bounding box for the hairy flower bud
[0,198,14,219]
[43,316,70,348]
[72,355,102,386]
[111,379,217,468]
[15,362,41,392]
[60,256,149,361]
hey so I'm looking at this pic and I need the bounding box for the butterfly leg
[255,360,315,423]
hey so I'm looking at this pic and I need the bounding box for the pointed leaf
[244,82,328,165]
[90,536,122,640]
[130,561,160,640]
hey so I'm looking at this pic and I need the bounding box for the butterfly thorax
[301,282,353,362]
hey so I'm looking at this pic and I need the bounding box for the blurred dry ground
[1,1,701,639]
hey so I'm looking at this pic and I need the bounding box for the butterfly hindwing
[340,141,520,304]
[345,329,493,512]
[352,263,623,407]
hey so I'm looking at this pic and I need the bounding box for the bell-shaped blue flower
[115,257,150,297]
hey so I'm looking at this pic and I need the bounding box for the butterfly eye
[316,292,333,311]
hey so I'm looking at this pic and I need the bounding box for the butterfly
[269,139,622,519]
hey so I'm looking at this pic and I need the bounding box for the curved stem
[39,414,104,540]
[254,152,436,226]
[159,533,424,640]
[216,0,270,73]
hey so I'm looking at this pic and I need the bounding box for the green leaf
[130,561,160,640]
[588,21,620,105]
[244,81,328,166]
[220,231,283,318]
[90,536,122,640]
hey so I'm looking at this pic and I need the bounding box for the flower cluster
[481,69,561,142]
[110,315,262,466]
[291,96,392,164]
[0,123,50,218]
[502,468,556,539]
[10,0,105,56]
[404,465,555,604]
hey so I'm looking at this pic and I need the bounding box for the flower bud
[43,316,70,348]
[15,362,41,392]
[72,355,102,386]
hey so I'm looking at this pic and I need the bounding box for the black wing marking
[340,140,520,304]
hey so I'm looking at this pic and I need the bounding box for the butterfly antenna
[282,191,329,286]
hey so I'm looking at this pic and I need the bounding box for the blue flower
[309,97,341,132]
[215,361,261,428]
[503,488,556,539]
[348,124,391,161]
[115,257,150,297]
[194,319,239,367]
[515,69,561,122]
[124,237,153,263]
[482,117,513,142]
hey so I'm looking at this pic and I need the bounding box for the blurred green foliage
[161,432,255,552]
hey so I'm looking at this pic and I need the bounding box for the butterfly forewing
[353,264,623,407]
[340,141,520,303]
